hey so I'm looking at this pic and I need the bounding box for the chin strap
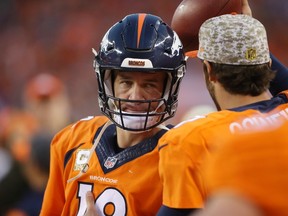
[157,124,170,131]
[67,120,112,183]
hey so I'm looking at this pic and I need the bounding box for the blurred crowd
[0,0,287,215]
[0,72,72,215]
[0,0,287,120]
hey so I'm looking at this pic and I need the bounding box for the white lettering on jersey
[77,184,126,216]
[89,175,118,184]
[230,108,288,133]
[77,183,93,216]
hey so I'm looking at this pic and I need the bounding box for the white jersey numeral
[77,183,127,216]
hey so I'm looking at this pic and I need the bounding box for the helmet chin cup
[103,96,166,132]
[113,111,159,132]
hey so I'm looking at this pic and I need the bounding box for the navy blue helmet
[93,13,186,131]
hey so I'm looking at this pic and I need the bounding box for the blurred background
[0,0,287,123]
[0,0,287,215]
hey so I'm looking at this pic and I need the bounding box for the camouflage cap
[197,14,270,65]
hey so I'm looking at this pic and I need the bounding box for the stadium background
[0,0,287,124]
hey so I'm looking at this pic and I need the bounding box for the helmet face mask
[93,13,186,131]
[102,94,167,131]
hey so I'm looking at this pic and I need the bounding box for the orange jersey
[158,91,288,209]
[40,116,170,216]
[204,121,288,216]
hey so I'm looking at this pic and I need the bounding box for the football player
[157,13,288,216]
[40,13,186,216]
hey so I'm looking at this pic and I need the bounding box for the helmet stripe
[137,13,147,48]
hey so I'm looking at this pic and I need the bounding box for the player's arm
[157,128,206,216]
[242,0,288,95]
[269,53,288,96]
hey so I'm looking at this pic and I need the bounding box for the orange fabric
[137,13,147,48]
[185,50,198,58]
[158,91,288,209]
[2,108,39,162]
[5,209,28,216]
[40,116,164,216]
[204,121,288,216]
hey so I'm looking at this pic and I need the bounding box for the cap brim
[185,50,198,58]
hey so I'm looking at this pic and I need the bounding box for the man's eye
[120,80,131,86]
[145,83,157,88]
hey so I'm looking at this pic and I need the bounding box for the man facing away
[156,13,288,216]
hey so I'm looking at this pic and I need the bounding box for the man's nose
[128,84,145,101]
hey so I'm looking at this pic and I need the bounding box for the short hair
[209,62,275,96]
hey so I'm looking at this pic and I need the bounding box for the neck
[116,127,161,149]
[215,85,272,110]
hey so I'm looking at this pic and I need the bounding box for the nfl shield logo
[245,48,257,61]
[104,157,118,169]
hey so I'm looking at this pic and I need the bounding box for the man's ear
[269,58,272,67]
[203,60,217,82]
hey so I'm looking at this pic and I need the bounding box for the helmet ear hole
[165,47,172,55]
[106,42,114,52]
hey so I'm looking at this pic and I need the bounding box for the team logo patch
[128,60,145,66]
[74,149,90,171]
[121,58,153,68]
[104,157,118,169]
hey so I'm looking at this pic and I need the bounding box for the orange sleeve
[40,126,71,215]
[158,122,208,209]
[40,116,109,215]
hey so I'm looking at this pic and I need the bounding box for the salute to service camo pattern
[197,14,270,65]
